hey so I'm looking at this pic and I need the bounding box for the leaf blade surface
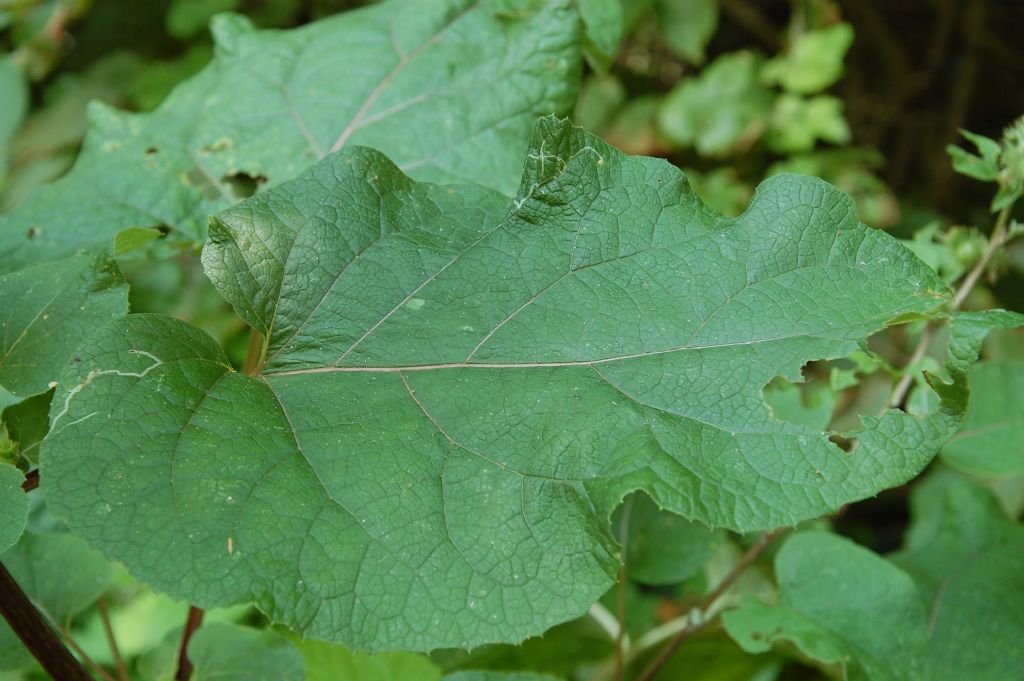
[44,119,962,650]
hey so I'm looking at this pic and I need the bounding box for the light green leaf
[723,531,930,681]
[657,0,718,64]
[659,52,771,156]
[947,146,1000,183]
[943,361,1024,476]
[941,310,1024,404]
[167,0,242,39]
[761,23,854,94]
[892,471,1024,681]
[0,251,128,401]
[294,637,441,681]
[763,377,835,431]
[0,0,581,272]
[578,0,623,72]
[113,227,164,256]
[619,492,721,586]
[766,94,850,153]
[43,118,959,651]
[188,623,304,681]
[1,390,52,465]
[0,463,27,552]
[0,532,113,671]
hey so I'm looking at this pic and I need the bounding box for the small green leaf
[947,146,1000,183]
[892,472,1024,681]
[1,390,52,465]
[166,0,242,39]
[943,361,1024,476]
[763,376,835,431]
[766,94,850,153]
[0,463,27,553]
[188,622,304,681]
[657,0,718,64]
[947,129,1001,183]
[659,52,771,156]
[44,118,960,651]
[578,0,623,72]
[761,23,854,94]
[0,251,127,402]
[113,227,163,256]
[723,531,929,681]
[0,0,582,272]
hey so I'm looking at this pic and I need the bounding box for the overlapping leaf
[725,473,1024,681]
[0,463,27,553]
[892,472,1024,681]
[0,251,127,402]
[0,0,581,272]
[44,118,959,650]
[942,361,1024,476]
[723,532,930,681]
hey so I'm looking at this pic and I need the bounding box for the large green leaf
[722,531,930,681]
[891,471,1024,681]
[0,0,581,273]
[0,251,127,401]
[43,118,958,650]
[942,361,1024,476]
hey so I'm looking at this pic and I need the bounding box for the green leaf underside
[44,118,958,651]
[0,0,580,273]
[723,532,930,681]
[0,464,27,553]
[942,360,1024,476]
[0,252,127,400]
[892,472,1024,681]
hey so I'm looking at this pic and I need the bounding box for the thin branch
[0,562,93,681]
[59,624,119,681]
[97,598,129,681]
[175,606,204,681]
[890,205,1013,407]
[633,530,785,681]
[951,206,1012,309]
[614,495,634,681]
